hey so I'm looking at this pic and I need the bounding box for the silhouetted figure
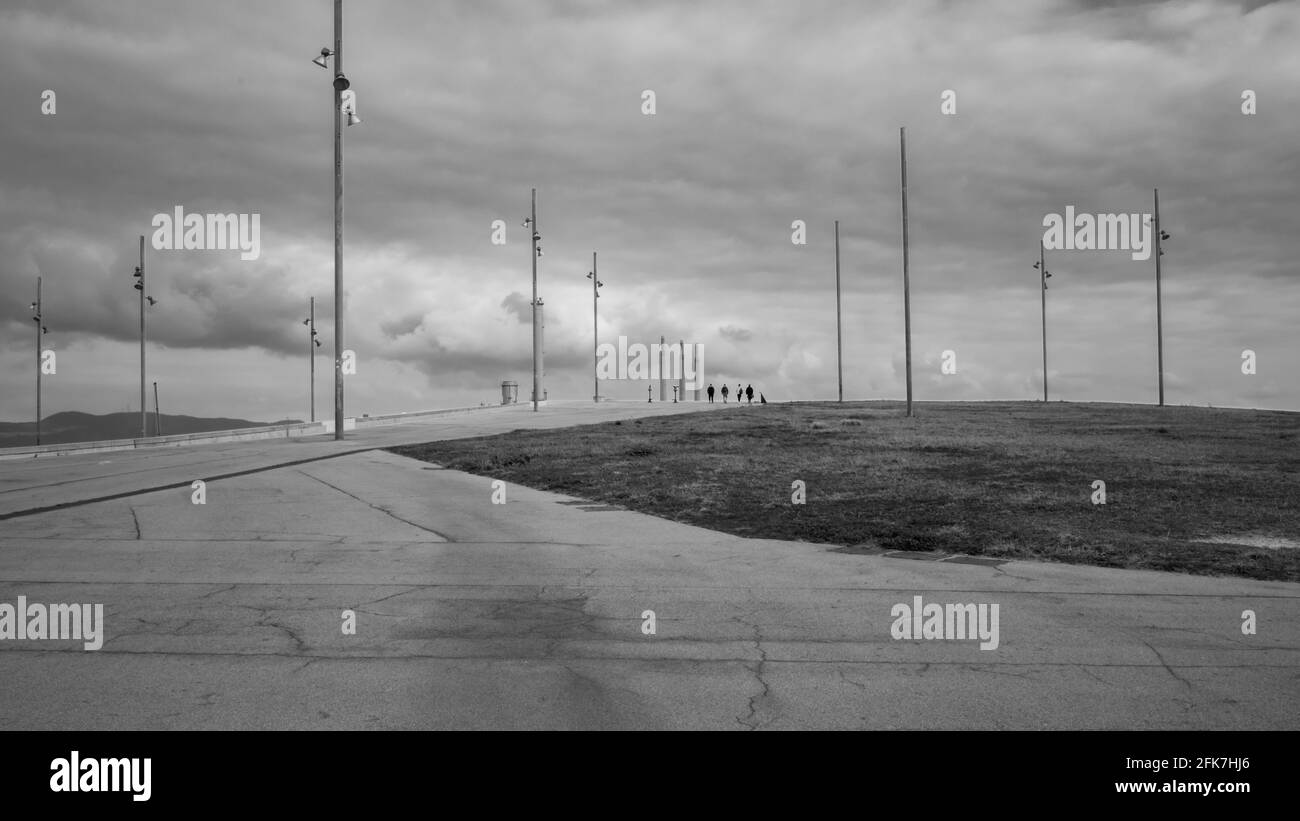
[760,393,767,404]
[745,384,754,404]
[721,385,729,403]
[736,384,743,405]
[707,384,715,403]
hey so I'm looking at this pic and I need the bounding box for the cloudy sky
[1,0,1296,423]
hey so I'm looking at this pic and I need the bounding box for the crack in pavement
[731,609,774,730]
[195,584,237,601]
[296,469,456,542]
[129,506,141,540]
[1078,665,1112,687]
[837,668,868,692]
[362,587,420,607]
[1143,641,1194,689]
[256,613,308,654]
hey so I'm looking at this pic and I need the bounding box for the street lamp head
[536,247,543,257]
[333,74,351,92]
[133,282,143,291]
[1032,261,1039,269]
[313,48,333,68]
[146,296,157,306]
[314,338,322,347]
[1160,231,1170,241]
[521,218,532,227]
[346,110,362,126]
[303,318,311,326]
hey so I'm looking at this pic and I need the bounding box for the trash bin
[501,381,518,405]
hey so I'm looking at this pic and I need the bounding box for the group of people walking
[706,383,761,404]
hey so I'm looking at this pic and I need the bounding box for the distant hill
[0,411,304,448]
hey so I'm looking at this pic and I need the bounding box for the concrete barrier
[0,404,504,460]
[0,421,328,461]
[344,404,504,429]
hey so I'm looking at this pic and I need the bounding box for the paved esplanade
[1,401,1296,729]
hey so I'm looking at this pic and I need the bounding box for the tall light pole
[153,381,163,436]
[133,235,148,438]
[524,189,542,410]
[303,297,321,422]
[1153,188,1168,407]
[30,277,46,446]
[313,0,353,439]
[587,251,602,402]
[333,0,346,439]
[834,219,843,402]
[899,127,913,417]
[1033,242,1051,402]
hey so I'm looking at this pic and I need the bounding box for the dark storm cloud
[0,0,1297,419]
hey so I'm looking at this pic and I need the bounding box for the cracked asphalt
[0,401,1297,729]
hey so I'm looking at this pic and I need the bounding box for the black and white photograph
[0,0,1294,804]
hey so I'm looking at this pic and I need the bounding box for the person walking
[745,384,754,404]
[707,383,715,403]
[736,384,743,406]
[721,384,729,403]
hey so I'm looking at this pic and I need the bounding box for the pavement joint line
[0,652,1289,670]
[0,446,379,521]
[0,648,1293,667]
[0,578,1294,597]
[0,451,270,496]
[293,468,457,542]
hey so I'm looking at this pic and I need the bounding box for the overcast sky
[1,0,1296,423]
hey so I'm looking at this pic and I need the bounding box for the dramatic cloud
[1,0,1296,423]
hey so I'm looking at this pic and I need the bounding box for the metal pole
[678,338,685,403]
[534,298,545,403]
[333,0,345,439]
[1041,241,1048,402]
[900,127,913,417]
[309,297,316,422]
[692,346,698,401]
[592,251,598,403]
[659,335,666,401]
[531,187,539,410]
[35,277,41,446]
[154,381,162,436]
[139,235,147,438]
[1154,188,1164,407]
[835,219,843,402]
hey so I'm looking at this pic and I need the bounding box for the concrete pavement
[0,400,1296,729]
